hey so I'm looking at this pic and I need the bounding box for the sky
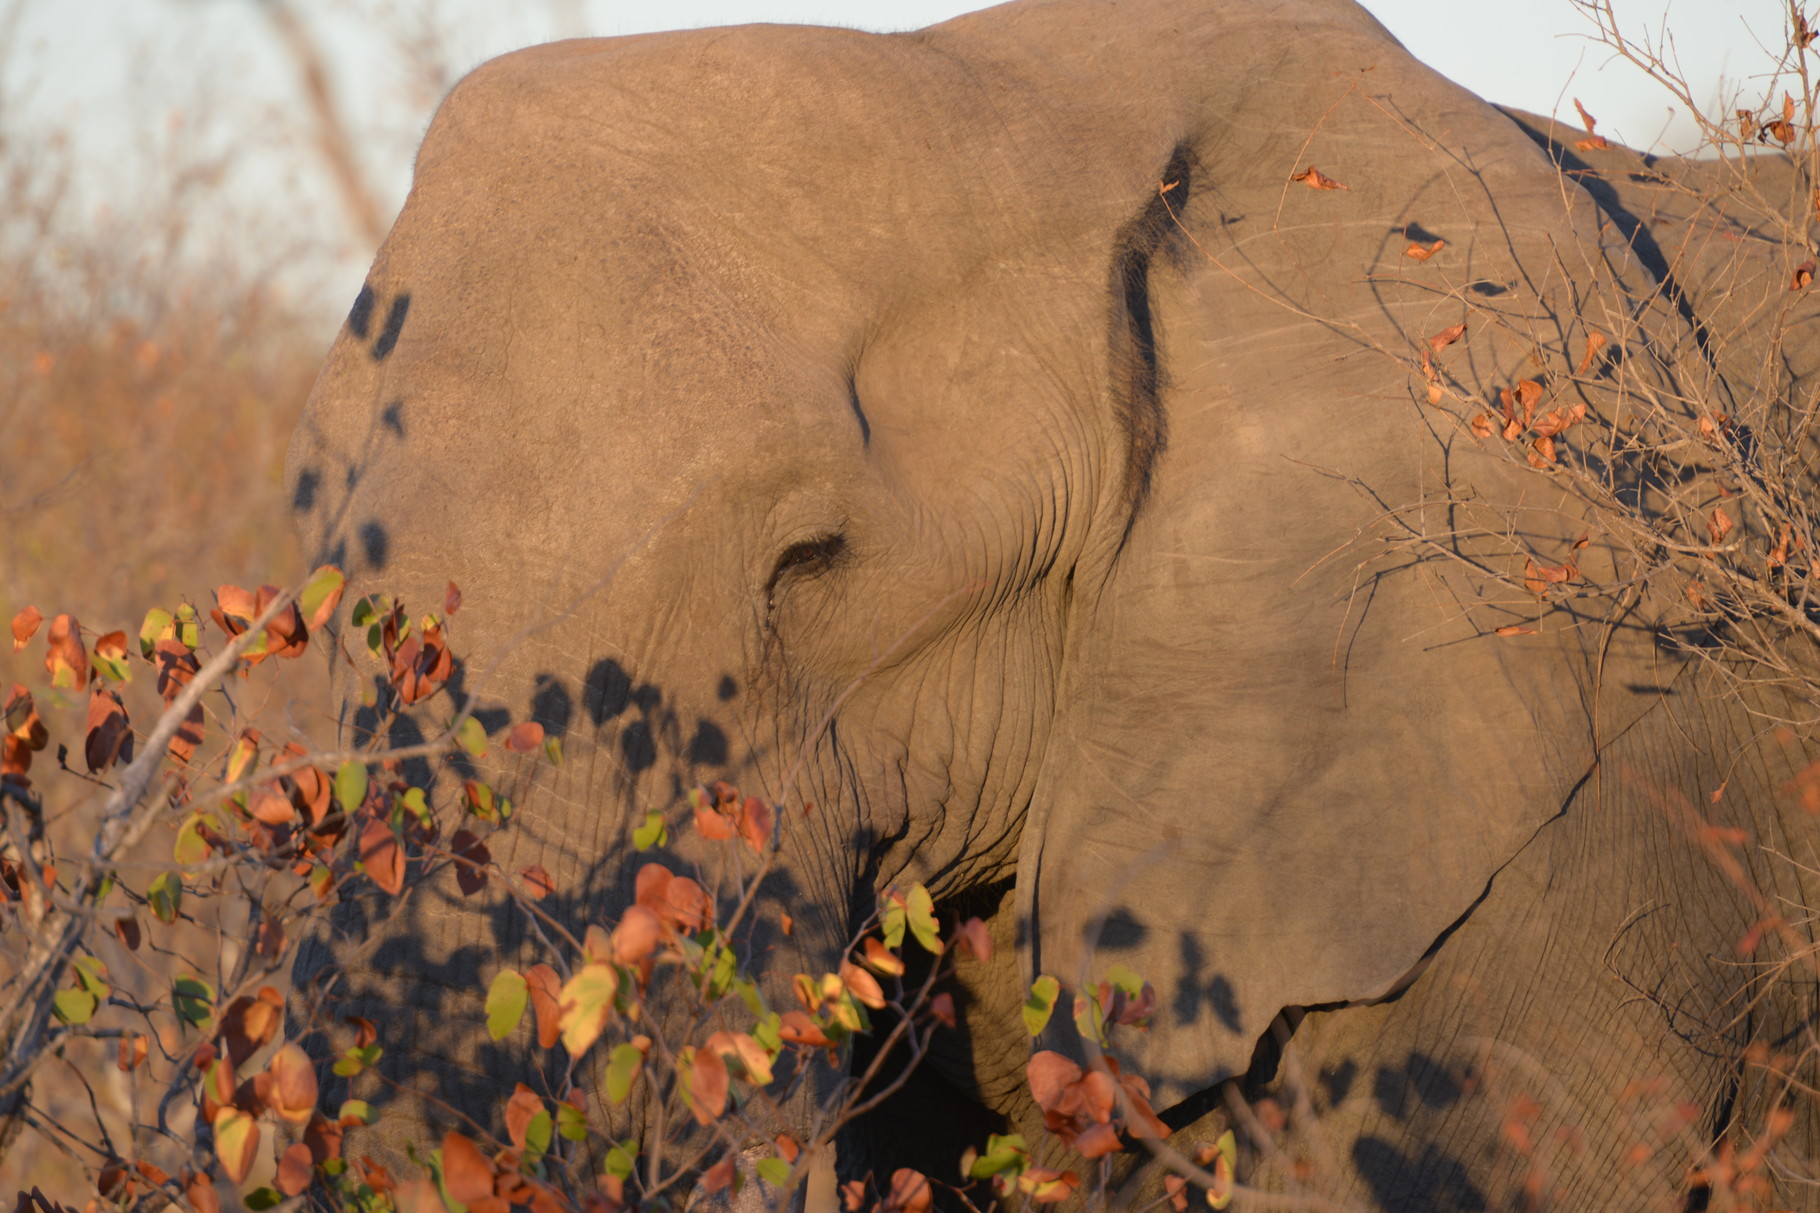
[3,0,1798,317]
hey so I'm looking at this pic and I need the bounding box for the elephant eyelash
[765,533,846,615]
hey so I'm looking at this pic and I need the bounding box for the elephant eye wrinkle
[765,533,847,613]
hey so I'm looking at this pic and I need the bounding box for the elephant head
[287,0,1816,1196]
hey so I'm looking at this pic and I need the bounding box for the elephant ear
[987,0,1670,1104]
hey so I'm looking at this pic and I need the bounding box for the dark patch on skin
[381,400,405,436]
[716,675,738,701]
[1106,144,1192,512]
[531,674,574,738]
[348,284,376,339]
[584,659,633,724]
[291,468,319,513]
[846,376,871,447]
[359,521,389,571]
[620,720,657,772]
[373,293,411,361]
[686,719,728,766]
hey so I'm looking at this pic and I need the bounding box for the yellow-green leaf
[604,1041,645,1104]
[632,809,667,850]
[138,608,173,659]
[1207,1129,1237,1209]
[456,716,488,758]
[214,1106,261,1184]
[906,883,941,954]
[172,974,215,1029]
[486,969,528,1041]
[52,988,98,1025]
[299,565,347,631]
[1022,975,1060,1037]
[173,814,210,866]
[334,760,368,813]
[557,963,618,1058]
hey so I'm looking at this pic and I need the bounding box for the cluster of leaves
[1,565,1246,1213]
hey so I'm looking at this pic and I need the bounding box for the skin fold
[286,0,1820,1206]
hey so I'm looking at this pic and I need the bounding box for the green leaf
[172,975,215,1029]
[969,1133,1029,1180]
[72,956,109,998]
[52,988,98,1025]
[399,786,429,825]
[173,814,210,866]
[456,716,488,758]
[557,1101,588,1143]
[138,608,173,659]
[632,809,667,850]
[906,883,942,954]
[543,736,563,767]
[604,1139,638,1181]
[334,760,368,814]
[333,1044,383,1078]
[733,976,769,1019]
[243,1188,283,1212]
[173,603,199,649]
[753,1012,783,1058]
[147,872,181,923]
[604,1042,644,1105]
[1022,975,1060,1037]
[523,1110,553,1159]
[485,969,528,1041]
[1107,964,1145,998]
[92,646,131,683]
[349,595,383,628]
[338,1099,378,1125]
[757,1157,791,1188]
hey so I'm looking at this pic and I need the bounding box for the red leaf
[928,992,956,1028]
[10,606,41,653]
[445,581,463,617]
[505,722,544,754]
[1290,165,1349,190]
[954,917,992,961]
[359,817,406,896]
[611,905,663,965]
[702,1157,736,1195]
[450,829,491,896]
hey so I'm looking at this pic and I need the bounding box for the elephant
[284,0,1820,1207]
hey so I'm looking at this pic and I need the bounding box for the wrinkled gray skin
[287,0,1820,1206]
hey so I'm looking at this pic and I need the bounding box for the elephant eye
[765,533,846,615]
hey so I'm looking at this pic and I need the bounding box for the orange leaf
[43,614,87,691]
[840,962,887,1010]
[520,864,555,899]
[358,817,406,896]
[739,795,774,854]
[505,1085,543,1153]
[1709,507,1735,543]
[1470,414,1495,439]
[1403,239,1445,261]
[611,904,664,965]
[84,688,133,774]
[442,1132,495,1207]
[1290,166,1349,191]
[267,1043,318,1126]
[1494,625,1538,637]
[1573,98,1600,135]
[527,964,562,1049]
[276,1142,315,1197]
[882,1169,933,1213]
[1793,259,1815,291]
[683,1045,730,1124]
[1575,331,1607,374]
[1027,1050,1084,1112]
[775,1134,801,1164]
[1528,435,1557,467]
[10,606,40,653]
[444,581,463,617]
[1426,322,1467,353]
[505,721,544,753]
[1522,557,1578,596]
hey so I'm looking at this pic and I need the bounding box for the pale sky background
[2,0,1800,319]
